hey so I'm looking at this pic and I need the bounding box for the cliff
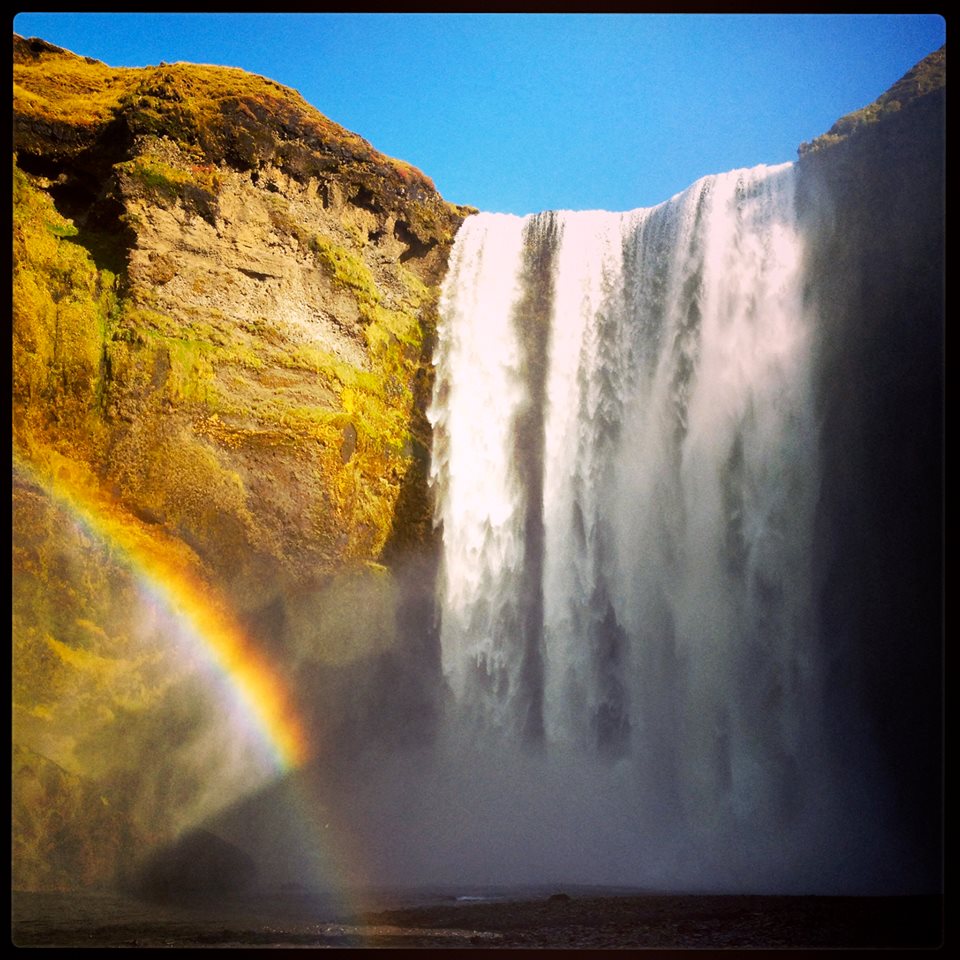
[796,45,944,889]
[14,34,472,581]
[13,34,470,890]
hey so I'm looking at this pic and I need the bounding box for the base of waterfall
[12,887,941,948]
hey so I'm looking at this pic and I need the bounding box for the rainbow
[13,453,310,772]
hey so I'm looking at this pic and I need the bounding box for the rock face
[14,33,470,588]
[13,33,470,892]
[796,46,944,890]
[135,828,258,900]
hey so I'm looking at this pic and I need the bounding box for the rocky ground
[12,891,943,949]
[357,892,944,950]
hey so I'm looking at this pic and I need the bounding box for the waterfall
[428,163,842,885]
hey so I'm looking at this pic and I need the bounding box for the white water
[427,164,844,888]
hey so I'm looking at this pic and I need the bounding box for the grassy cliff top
[13,33,436,193]
[799,44,945,157]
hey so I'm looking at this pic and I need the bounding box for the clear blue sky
[12,13,946,215]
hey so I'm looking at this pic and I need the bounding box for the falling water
[427,164,844,888]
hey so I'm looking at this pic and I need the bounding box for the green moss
[114,153,222,221]
[800,45,945,156]
[116,426,254,531]
[14,40,436,196]
[246,397,349,439]
[310,236,380,310]
[114,301,270,396]
[117,303,175,335]
[343,220,367,249]
[117,156,182,197]
[397,264,431,306]
[116,74,203,146]
[13,43,133,131]
[365,304,422,352]
[282,343,361,385]
[264,193,312,249]
[162,337,216,404]
[13,161,117,461]
[45,220,78,238]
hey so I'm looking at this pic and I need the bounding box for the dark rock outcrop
[135,828,257,900]
[796,45,944,891]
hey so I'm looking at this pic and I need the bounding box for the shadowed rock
[135,828,257,901]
